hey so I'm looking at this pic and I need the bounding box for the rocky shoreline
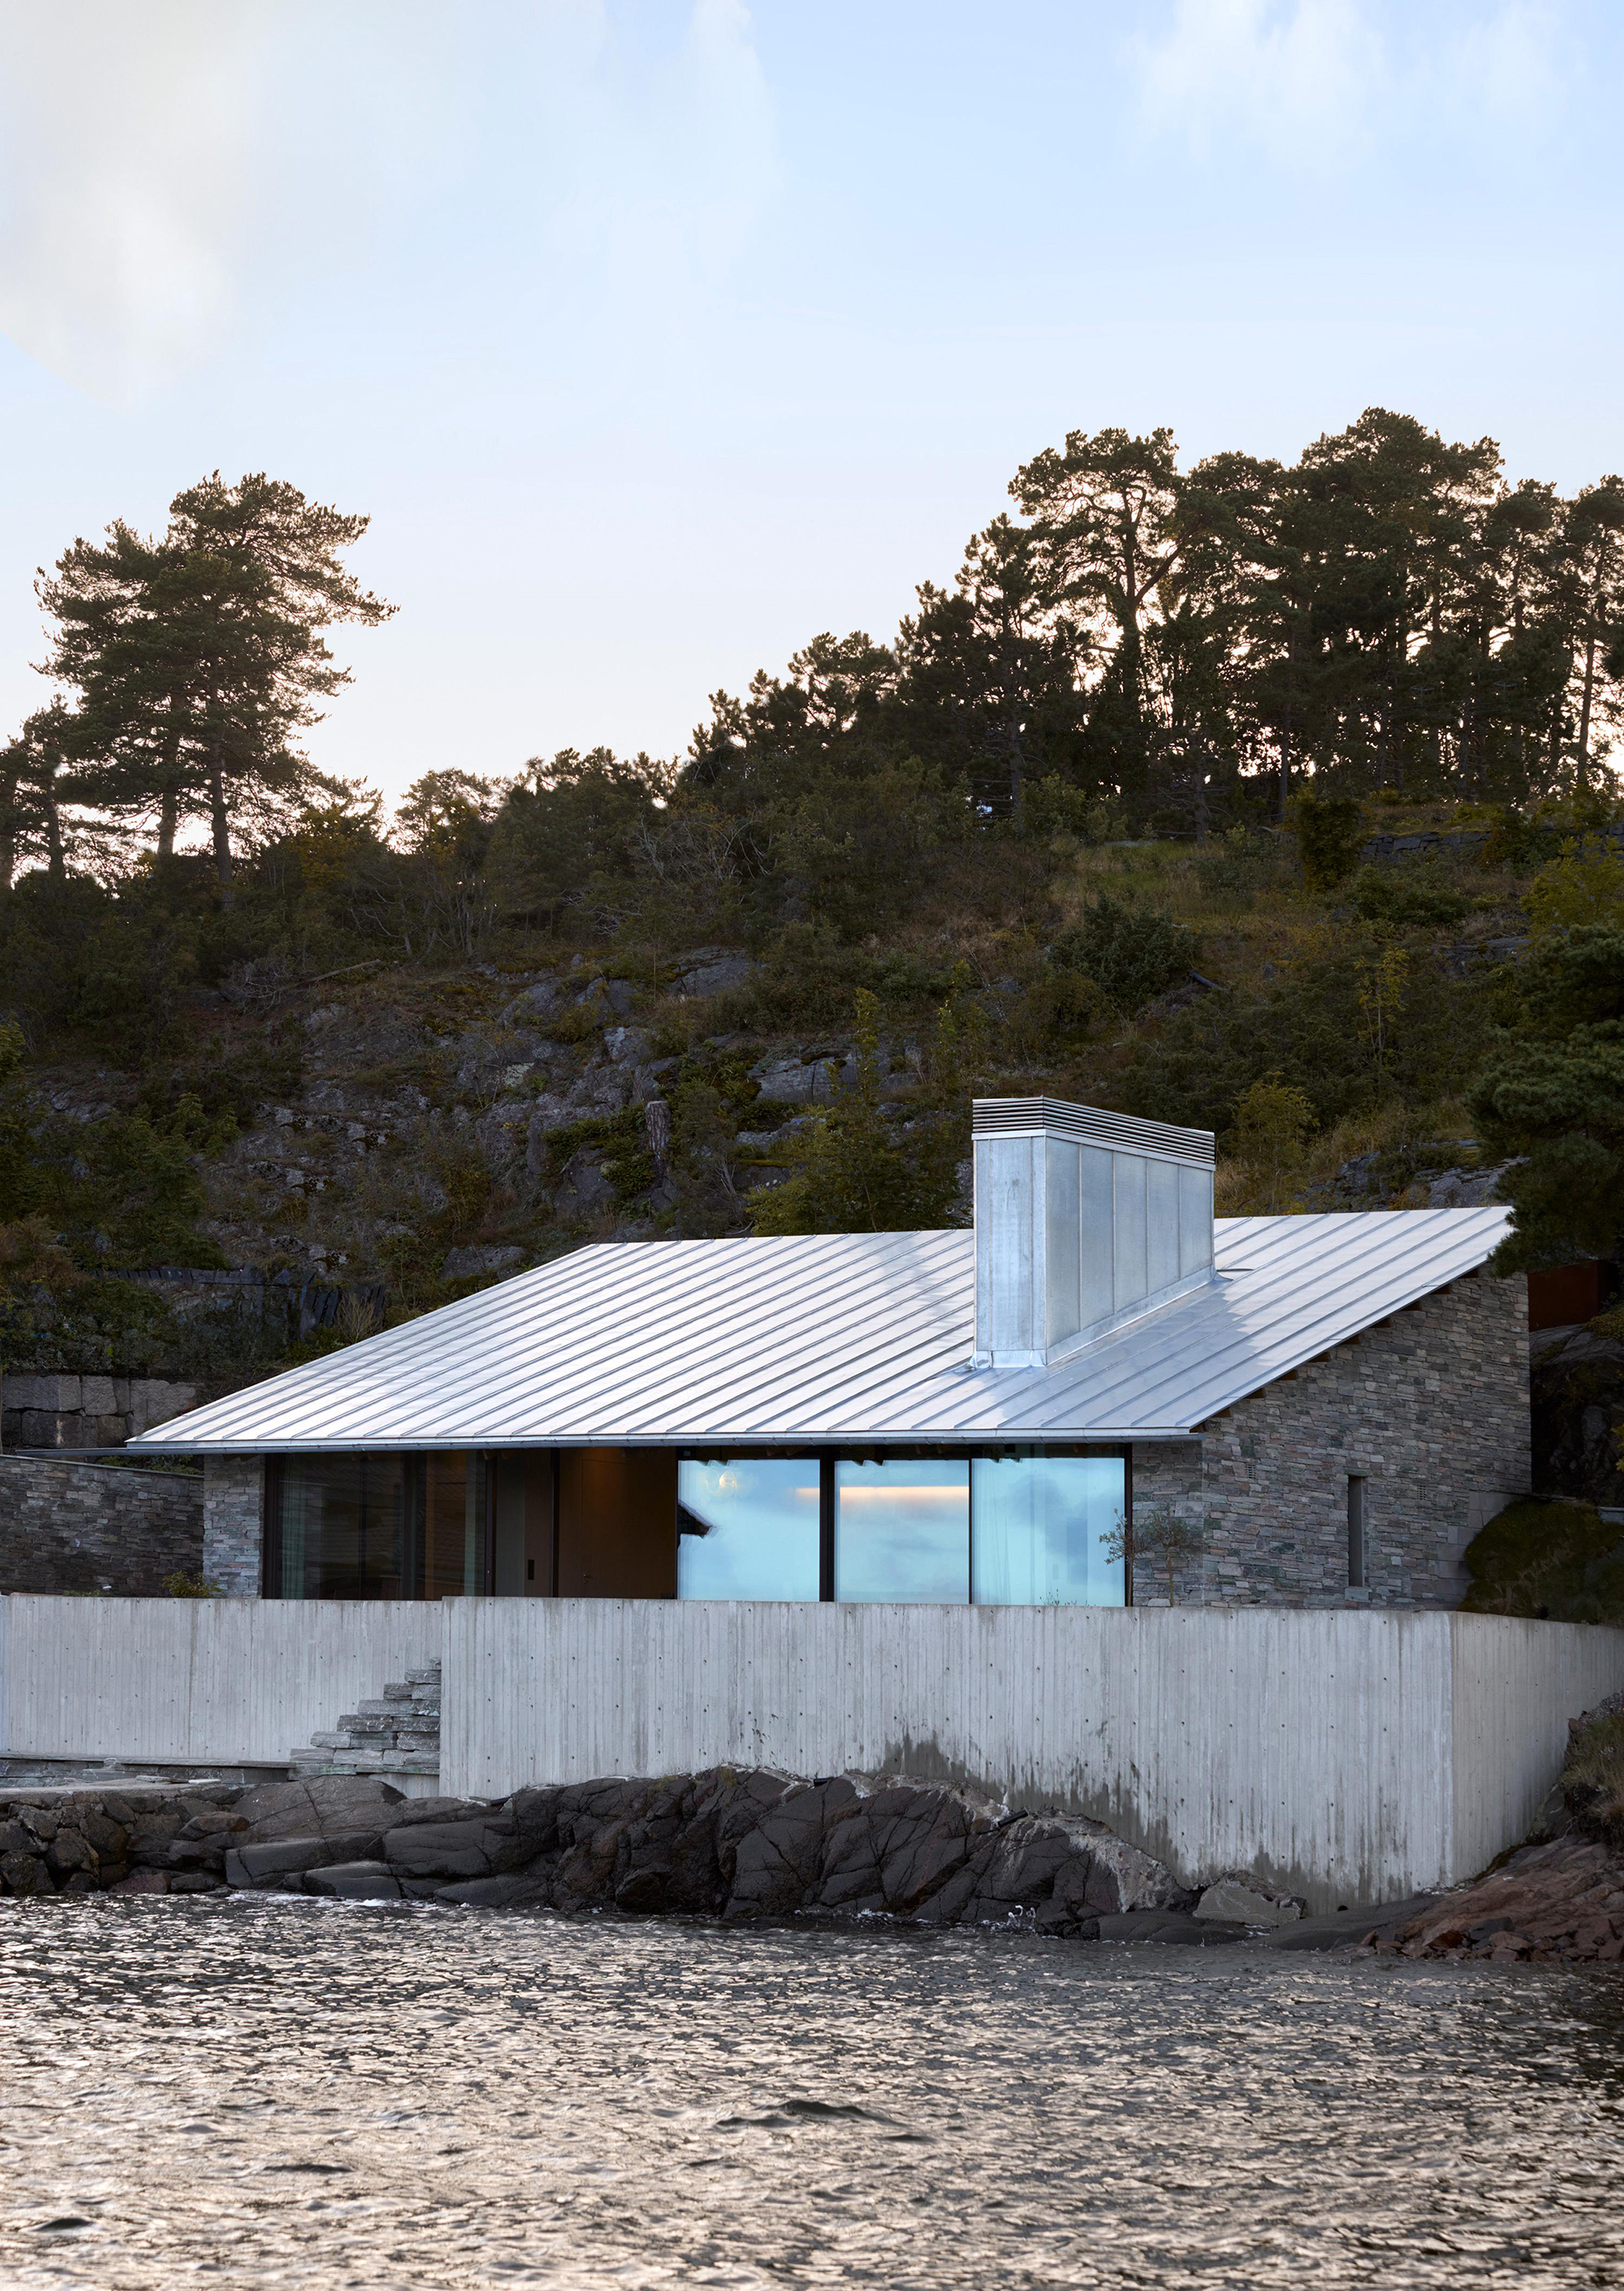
[1367,1688,1624,1965]
[4,1757,1621,1960]
[1,1768,1194,1932]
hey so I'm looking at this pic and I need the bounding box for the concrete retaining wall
[0,1597,438,1769]
[4,1597,1622,1910]
[438,1601,1624,1909]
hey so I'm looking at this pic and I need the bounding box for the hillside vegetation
[1,410,1622,1519]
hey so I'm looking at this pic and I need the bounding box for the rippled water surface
[2,1897,1622,2289]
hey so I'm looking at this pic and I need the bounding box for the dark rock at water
[0,1769,1196,1934]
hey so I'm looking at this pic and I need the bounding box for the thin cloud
[1130,0,1570,171]
[0,0,775,407]
[1133,0,1372,170]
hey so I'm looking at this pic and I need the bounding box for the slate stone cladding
[1131,1271,1530,1609]
[203,1457,265,1596]
[0,1455,203,1595]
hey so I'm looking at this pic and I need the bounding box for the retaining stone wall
[1,1372,197,1452]
[1132,1269,1530,1607]
[202,1457,263,1595]
[0,1455,204,1595]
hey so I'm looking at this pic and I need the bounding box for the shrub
[1459,1495,1624,1623]
[1524,843,1624,939]
[1051,892,1194,1013]
[1350,866,1469,931]
[1562,1707,1624,1851]
[1292,791,1366,893]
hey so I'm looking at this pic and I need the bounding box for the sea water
[2,1895,1621,2288]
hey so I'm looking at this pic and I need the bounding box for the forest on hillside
[0,409,1622,1492]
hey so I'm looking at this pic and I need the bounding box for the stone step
[294,1660,445,1786]
[290,1748,442,1779]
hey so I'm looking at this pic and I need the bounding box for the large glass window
[971,1455,1125,1607]
[274,1455,407,1599]
[834,1459,970,1603]
[677,1458,821,1600]
[272,1453,484,1598]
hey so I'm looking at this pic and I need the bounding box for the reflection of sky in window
[972,1456,1125,1606]
[835,1459,969,1603]
[677,1458,820,1600]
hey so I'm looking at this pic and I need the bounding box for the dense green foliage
[1471,924,1624,1270]
[1460,1495,1624,1625]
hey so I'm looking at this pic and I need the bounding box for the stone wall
[202,1457,264,1596]
[0,1455,204,1594]
[2,1372,198,1451]
[1131,1269,1531,1608]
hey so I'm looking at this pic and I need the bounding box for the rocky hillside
[3,798,1622,1521]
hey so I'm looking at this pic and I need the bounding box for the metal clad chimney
[972,1097,1216,1367]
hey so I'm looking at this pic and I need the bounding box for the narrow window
[1347,1476,1367,1590]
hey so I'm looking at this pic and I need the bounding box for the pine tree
[41,473,392,893]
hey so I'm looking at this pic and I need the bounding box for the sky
[0,0,1621,810]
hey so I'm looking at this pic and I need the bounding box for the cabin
[132,1097,1531,1610]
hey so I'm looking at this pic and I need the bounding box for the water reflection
[1,1895,1620,2288]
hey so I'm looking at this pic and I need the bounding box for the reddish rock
[1374,1835,1624,1964]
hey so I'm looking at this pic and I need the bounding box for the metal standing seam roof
[128,1207,1514,1455]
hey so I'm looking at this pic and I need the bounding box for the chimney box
[972,1097,1216,1368]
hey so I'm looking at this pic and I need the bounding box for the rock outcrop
[1372,1688,1624,1964]
[0,1769,1192,1933]
[1370,1834,1624,1964]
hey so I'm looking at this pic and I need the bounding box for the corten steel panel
[1526,1263,1605,1329]
[130,1209,1514,1452]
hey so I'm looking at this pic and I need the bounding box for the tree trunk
[209,760,234,901]
[0,766,17,892]
[1576,626,1598,776]
[158,703,184,858]
[43,777,65,880]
